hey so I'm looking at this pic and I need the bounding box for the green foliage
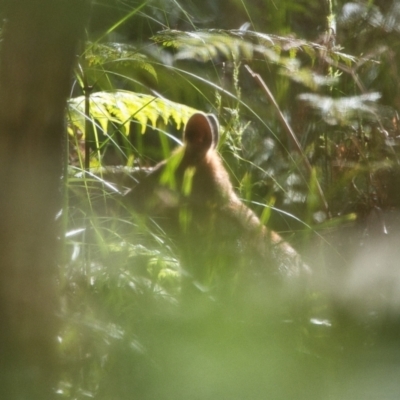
[298,92,382,125]
[153,28,350,63]
[68,90,197,136]
[61,1,400,399]
[84,42,157,81]
[152,28,358,90]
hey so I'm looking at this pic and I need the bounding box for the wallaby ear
[206,114,219,148]
[184,113,217,156]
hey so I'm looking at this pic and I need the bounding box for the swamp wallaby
[125,113,310,296]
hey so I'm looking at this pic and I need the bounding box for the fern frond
[67,90,198,136]
[281,68,339,90]
[298,92,382,125]
[152,29,359,67]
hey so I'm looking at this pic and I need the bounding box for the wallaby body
[125,113,310,296]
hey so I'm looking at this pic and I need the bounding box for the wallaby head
[181,112,217,161]
[126,112,236,218]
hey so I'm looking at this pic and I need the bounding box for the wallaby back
[125,112,310,296]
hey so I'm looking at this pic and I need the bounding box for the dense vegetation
[4,0,400,399]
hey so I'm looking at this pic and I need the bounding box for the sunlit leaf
[68,90,198,136]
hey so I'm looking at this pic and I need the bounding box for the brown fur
[125,113,310,295]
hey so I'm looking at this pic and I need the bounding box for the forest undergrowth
[59,1,400,399]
